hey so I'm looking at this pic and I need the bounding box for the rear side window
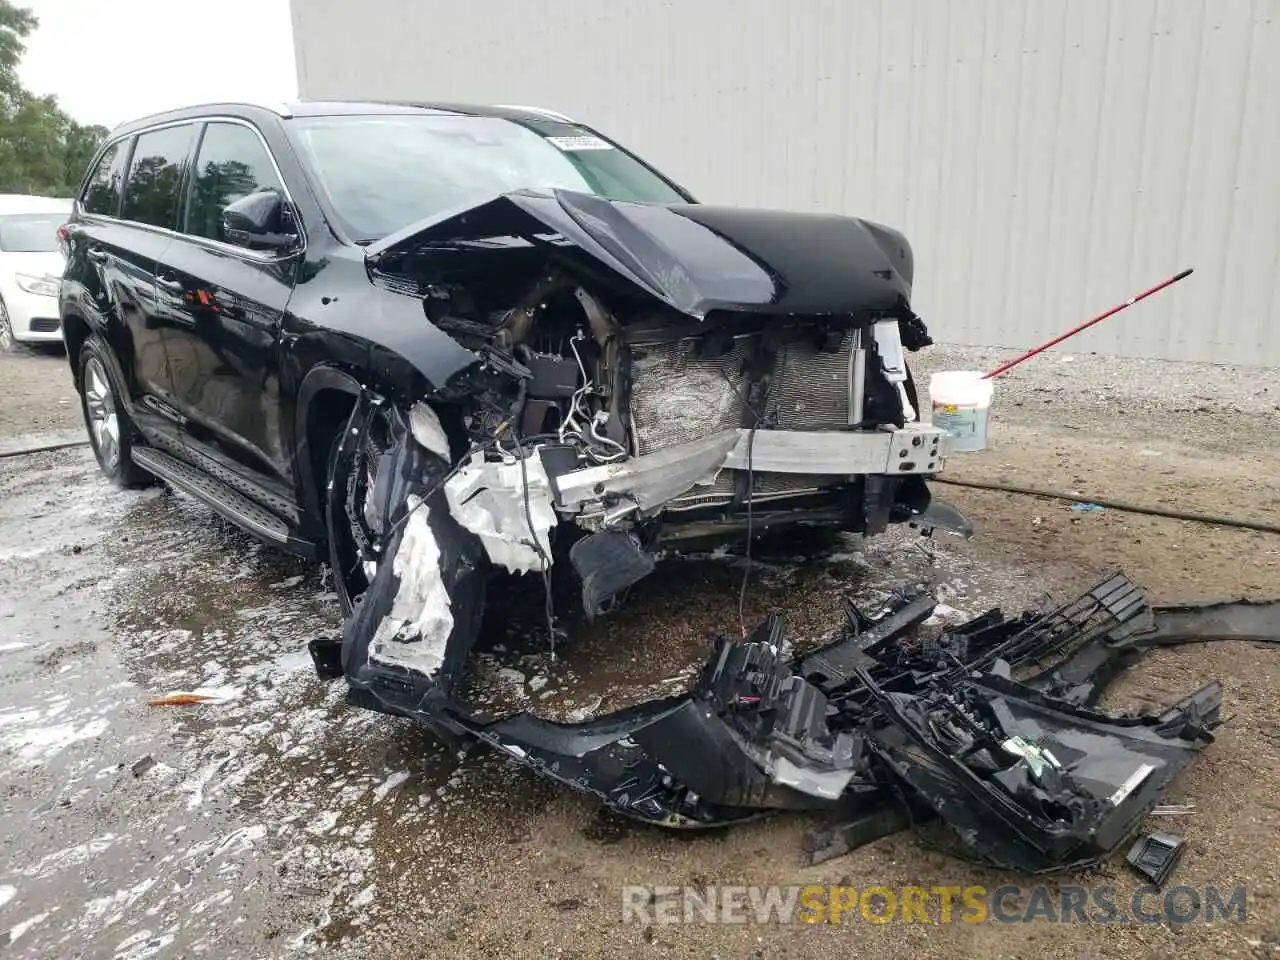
[81,140,130,216]
[186,122,286,247]
[121,124,196,229]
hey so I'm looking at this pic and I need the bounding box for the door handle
[156,276,184,295]
[87,248,108,264]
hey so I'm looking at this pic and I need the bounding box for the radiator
[629,332,856,508]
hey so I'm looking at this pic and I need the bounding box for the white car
[0,196,73,352]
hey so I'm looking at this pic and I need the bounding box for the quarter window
[81,140,130,216]
[120,125,196,229]
[186,122,286,248]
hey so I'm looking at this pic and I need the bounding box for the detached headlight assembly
[15,273,60,297]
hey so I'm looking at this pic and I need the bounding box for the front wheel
[0,297,25,353]
[324,403,487,686]
[77,337,153,488]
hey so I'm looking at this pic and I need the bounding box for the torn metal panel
[444,451,556,574]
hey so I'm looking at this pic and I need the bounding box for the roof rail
[495,104,574,123]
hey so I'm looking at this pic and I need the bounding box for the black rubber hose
[933,476,1280,536]
[0,439,91,460]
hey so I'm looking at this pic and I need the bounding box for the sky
[17,0,298,129]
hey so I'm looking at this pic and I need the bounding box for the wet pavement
[0,445,1053,958]
[0,449,538,957]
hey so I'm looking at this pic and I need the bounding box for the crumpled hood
[366,188,914,319]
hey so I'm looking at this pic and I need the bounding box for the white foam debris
[369,498,453,677]
[444,452,555,574]
[4,717,109,763]
[922,602,970,627]
[528,675,548,692]
[23,835,118,877]
[9,908,53,943]
[824,551,870,566]
[0,641,31,653]
[0,885,14,908]
[373,770,411,802]
[409,402,452,460]
[114,929,176,958]
[83,876,158,926]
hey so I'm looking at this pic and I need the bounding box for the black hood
[366,189,914,320]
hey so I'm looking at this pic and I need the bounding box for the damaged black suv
[62,102,949,818]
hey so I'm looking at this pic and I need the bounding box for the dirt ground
[1,343,1279,959]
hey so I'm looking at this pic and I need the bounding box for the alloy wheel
[83,356,121,471]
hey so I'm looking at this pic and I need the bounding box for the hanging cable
[513,428,557,660]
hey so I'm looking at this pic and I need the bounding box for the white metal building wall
[291,0,1280,365]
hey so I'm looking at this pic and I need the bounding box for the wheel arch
[295,365,364,534]
[294,361,470,543]
[61,312,94,391]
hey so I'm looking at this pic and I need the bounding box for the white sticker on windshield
[546,135,614,152]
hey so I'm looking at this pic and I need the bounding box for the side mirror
[221,189,299,253]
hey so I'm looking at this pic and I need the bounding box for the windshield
[0,215,63,252]
[290,114,687,241]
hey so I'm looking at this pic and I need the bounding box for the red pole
[983,268,1194,379]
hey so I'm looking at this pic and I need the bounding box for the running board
[131,447,318,557]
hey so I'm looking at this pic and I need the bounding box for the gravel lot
[1,343,1278,958]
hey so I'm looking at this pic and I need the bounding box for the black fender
[73,323,138,420]
[293,364,365,533]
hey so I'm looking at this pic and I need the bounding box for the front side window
[121,124,196,229]
[81,140,130,216]
[0,214,67,252]
[289,115,686,241]
[186,122,286,247]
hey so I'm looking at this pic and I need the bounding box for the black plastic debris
[570,529,656,620]
[308,636,344,680]
[329,566,1255,871]
[802,801,916,866]
[1132,598,1280,647]
[1126,832,1186,886]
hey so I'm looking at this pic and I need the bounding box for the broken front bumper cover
[327,571,1234,869]
[551,423,948,517]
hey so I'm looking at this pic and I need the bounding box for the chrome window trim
[76,115,306,265]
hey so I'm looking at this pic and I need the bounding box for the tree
[0,0,36,100]
[0,1,109,195]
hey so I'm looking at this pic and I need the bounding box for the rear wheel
[77,337,153,488]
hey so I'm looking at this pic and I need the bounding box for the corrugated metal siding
[291,0,1280,365]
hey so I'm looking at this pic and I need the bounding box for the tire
[77,336,153,488]
[325,427,370,617]
[0,297,28,354]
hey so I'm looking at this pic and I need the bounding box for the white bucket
[929,370,994,453]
